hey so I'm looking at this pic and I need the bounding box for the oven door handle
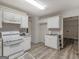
[3,39,24,46]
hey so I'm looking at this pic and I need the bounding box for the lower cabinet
[22,37,31,51]
[45,35,59,49]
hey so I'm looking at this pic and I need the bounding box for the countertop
[21,35,32,38]
[46,34,61,38]
[46,34,59,36]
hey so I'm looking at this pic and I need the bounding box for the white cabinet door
[45,35,58,49]
[3,11,21,24]
[0,8,2,28]
[20,16,28,28]
[47,16,60,28]
[22,37,31,51]
[50,36,58,49]
[13,13,21,24]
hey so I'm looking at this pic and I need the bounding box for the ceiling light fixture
[25,0,46,10]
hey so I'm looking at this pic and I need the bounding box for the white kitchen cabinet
[45,35,59,49]
[20,16,28,28]
[47,16,60,28]
[21,36,31,51]
[3,11,21,24]
[0,8,2,28]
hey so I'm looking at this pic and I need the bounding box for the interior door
[39,23,48,43]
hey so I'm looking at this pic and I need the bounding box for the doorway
[39,23,48,43]
[63,16,78,55]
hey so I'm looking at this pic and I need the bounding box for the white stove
[1,31,25,59]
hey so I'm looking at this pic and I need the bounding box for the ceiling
[0,0,79,17]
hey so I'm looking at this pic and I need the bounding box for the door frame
[60,16,64,49]
[39,23,47,43]
[78,16,79,54]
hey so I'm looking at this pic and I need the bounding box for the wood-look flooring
[28,43,79,59]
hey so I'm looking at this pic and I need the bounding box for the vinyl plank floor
[28,43,79,59]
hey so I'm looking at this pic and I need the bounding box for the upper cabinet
[3,11,21,24]
[47,16,60,29]
[20,16,28,28]
[0,5,29,28]
[0,8,2,28]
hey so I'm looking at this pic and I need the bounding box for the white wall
[31,17,40,43]
[61,8,79,18]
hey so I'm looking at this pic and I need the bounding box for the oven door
[3,40,24,56]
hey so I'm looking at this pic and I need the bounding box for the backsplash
[20,28,28,33]
[0,23,20,31]
[48,30,60,34]
[0,23,28,33]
